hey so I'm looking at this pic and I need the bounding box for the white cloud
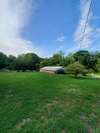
[0,0,42,56]
[0,38,42,56]
[56,35,65,42]
[74,0,93,48]
[74,0,100,49]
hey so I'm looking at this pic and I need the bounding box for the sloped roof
[40,66,64,71]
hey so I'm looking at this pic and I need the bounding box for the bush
[88,68,95,73]
[65,62,88,77]
[96,59,100,72]
[96,64,100,72]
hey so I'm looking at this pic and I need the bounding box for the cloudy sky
[0,0,100,57]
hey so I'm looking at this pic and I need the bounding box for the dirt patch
[16,117,32,130]
[67,88,82,95]
[46,100,59,114]
[46,97,71,115]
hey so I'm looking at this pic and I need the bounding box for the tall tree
[0,52,8,69]
[73,50,97,69]
[8,55,16,70]
[14,53,40,71]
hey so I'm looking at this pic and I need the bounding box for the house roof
[40,66,64,71]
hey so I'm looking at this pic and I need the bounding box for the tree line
[0,50,100,74]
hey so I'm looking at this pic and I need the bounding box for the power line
[80,0,93,48]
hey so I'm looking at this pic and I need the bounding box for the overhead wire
[80,0,93,48]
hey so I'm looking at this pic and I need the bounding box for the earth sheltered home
[40,66,64,74]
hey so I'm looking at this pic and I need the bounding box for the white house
[40,66,64,74]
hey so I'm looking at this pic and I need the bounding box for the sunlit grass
[0,72,100,133]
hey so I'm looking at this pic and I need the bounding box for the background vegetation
[0,50,100,75]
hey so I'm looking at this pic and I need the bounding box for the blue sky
[0,0,100,57]
[22,0,80,56]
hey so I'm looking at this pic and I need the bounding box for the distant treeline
[0,50,100,72]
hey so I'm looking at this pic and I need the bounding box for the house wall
[40,69,55,74]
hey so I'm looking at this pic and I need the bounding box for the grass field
[0,72,100,133]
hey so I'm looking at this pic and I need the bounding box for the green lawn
[0,72,100,133]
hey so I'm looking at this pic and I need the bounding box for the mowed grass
[0,72,100,133]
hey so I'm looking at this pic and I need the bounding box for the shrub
[88,68,95,73]
[96,64,100,72]
[65,62,88,77]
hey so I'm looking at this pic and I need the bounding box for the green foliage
[95,51,100,58]
[40,52,65,67]
[0,52,8,69]
[73,50,97,69]
[88,68,95,73]
[96,59,100,72]
[0,50,100,73]
[87,54,97,70]
[40,58,52,67]
[51,51,65,66]
[73,50,90,62]
[14,53,40,71]
[66,62,88,77]
[63,56,75,67]
[8,55,16,70]
[51,53,62,65]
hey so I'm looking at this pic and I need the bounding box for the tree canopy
[0,50,100,73]
[65,62,87,77]
[0,52,8,69]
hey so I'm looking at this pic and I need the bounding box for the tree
[49,52,65,66]
[0,52,8,69]
[73,50,97,70]
[73,50,90,66]
[24,53,41,70]
[40,52,65,67]
[40,58,52,67]
[66,62,87,77]
[87,54,97,70]
[51,53,62,65]
[8,55,16,70]
[63,56,75,67]
[14,53,40,71]
[95,51,100,59]
[96,59,100,72]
